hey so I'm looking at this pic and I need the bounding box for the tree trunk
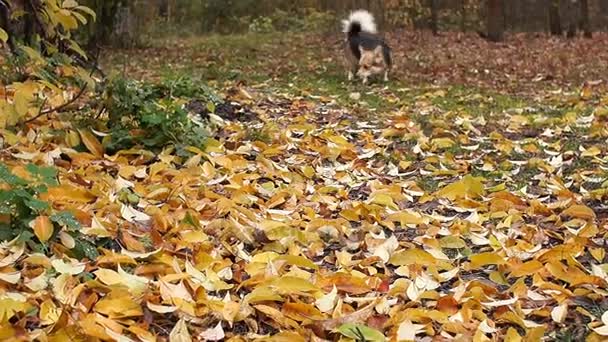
[579,0,591,38]
[430,0,439,35]
[548,0,562,35]
[486,0,504,42]
[460,0,467,31]
[0,0,15,52]
[564,0,578,38]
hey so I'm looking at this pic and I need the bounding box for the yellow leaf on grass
[562,204,596,220]
[436,175,485,200]
[78,128,104,157]
[470,252,506,269]
[31,215,54,242]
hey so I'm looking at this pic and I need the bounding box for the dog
[342,10,392,84]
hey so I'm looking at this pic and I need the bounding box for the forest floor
[3,31,608,341]
[99,31,608,341]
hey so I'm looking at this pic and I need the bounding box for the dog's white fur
[341,10,377,34]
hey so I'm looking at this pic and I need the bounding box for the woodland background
[3,0,608,49]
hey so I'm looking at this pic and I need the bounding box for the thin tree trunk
[430,0,439,35]
[460,0,468,31]
[579,0,591,38]
[0,0,15,52]
[564,0,577,38]
[548,0,562,35]
[486,0,504,42]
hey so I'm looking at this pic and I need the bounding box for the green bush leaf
[336,323,385,342]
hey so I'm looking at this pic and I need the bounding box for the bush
[101,75,221,155]
[249,16,275,33]
[0,164,97,259]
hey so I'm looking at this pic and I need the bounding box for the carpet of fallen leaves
[2,31,608,341]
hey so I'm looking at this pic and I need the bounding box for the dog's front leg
[348,71,354,81]
[383,71,389,82]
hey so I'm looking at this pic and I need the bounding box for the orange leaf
[317,273,371,295]
[282,302,324,321]
[509,260,543,278]
[43,184,96,203]
[436,296,459,315]
[31,215,54,242]
[78,128,104,157]
[562,204,596,220]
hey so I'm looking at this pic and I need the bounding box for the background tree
[580,0,592,37]
[485,0,504,42]
[548,0,562,35]
[430,0,439,35]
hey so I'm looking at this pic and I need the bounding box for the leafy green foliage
[0,164,53,242]
[102,76,219,153]
[0,163,91,258]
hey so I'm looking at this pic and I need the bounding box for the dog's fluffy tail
[342,10,377,37]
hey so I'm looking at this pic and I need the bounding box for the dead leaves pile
[2,64,608,342]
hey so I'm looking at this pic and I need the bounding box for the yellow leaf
[386,210,426,226]
[94,292,143,318]
[469,252,506,269]
[56,9,78,30]
[301,165,315,178]
[94,266,149,295]
[562,204,596,220]
[504,327,522,342]
[43,184,96,203]
[31,215,54,242]
[62,0,78,8]
[582,146,601,157]
[51,258,85,275]
[245,286,284,304]
[436,175,485,200]
[431,137,455,149]
[0,298,28,323]
[271,276,318,294]
[369,193,398,209]
[389,249,437,267]
[509,260,543,277]
[169,318,192,342]
[13,82,38,117]
[65,129,81,147]
[0,28,7,43]
[78,129,104,157]
[439,236,466,249]
[277,255,318,270]
[75,6,97,21]
[39,299,60,325]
